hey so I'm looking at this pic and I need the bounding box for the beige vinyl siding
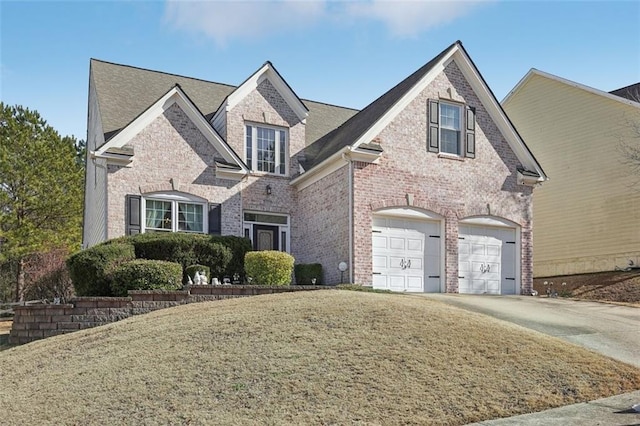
[83,75,108,248]
[504,74,640,276]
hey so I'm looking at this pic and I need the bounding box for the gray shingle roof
[610,83,640,102]
[90,59,358,147]
[301,41,459,169]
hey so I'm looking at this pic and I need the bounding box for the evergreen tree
[0,103,83,301]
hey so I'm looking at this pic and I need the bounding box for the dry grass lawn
[1,291,639,425]
[533,271,640,305]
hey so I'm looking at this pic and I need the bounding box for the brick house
[84,41,546,293]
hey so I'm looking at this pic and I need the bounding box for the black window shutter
[125,195,141,235]
[465,106,476,158]
[208,203,222,235]
[427,99,440,153]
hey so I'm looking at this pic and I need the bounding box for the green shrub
[209,236,252,281]
[294,263,323,285]
[67,243,135,296]
[185,264,211,284]
[245,251,294,286]
[126,233,232,282]
[109,260,183,296]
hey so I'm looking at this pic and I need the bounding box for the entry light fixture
[266,184,272,195]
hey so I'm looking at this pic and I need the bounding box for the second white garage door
[458,225,517,295]
[372,216,441,292]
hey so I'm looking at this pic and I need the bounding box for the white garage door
[372,216,441,293]
[458,225,517,295]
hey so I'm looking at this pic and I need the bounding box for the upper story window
[245,124,288,176]
[428,98,476,159]
[439,103,462,155]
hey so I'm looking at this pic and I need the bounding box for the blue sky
[1,1,639,141]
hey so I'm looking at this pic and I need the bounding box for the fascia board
[290,147,350,190]
[453,49,548,181]
[350,48,456,151]
[291,146,382,190]
[227,64,308,123]
[504,69,640,110]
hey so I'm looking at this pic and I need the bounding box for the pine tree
[0,103,83,301]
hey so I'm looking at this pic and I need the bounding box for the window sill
[249,171,289,179]
[437,153,465,162]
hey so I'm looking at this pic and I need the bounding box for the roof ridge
[90,58,237,89]
[302,98,359,111]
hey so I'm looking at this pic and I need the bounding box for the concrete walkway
[416,294,640,425]
[470,390,640,425]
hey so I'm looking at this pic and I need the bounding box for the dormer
[211,62,309,178]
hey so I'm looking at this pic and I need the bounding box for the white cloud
[164,0,327,47]
[345,1,487,38]
[163,0,489,45]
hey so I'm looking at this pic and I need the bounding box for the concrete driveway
[420,294,640,368]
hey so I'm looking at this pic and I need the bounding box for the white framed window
[439,102,462,156]
[142,192,207,234]
[245,124,288,176]
[242,211,290,252]
[427,98,475,158]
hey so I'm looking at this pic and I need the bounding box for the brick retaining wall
[9,285,331,345]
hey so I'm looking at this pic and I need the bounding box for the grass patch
[1,291,639,425]
[337,283,393,293]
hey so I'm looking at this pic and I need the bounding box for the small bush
[185,264,211,284]
[209,236,252,281]
[67,243,136,296]
[109,260,183,296]
[294,263,323,285]
[245,251,294,286]
[23,249,75,301]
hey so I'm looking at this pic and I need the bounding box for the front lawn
[1,291,638,425]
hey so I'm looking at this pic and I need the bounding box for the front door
[253,224,279,251]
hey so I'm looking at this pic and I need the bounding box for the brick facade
[351,61,533,293]
[97,54,535,293]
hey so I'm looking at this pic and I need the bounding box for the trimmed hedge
[70,233,251,295]
[209,235,252,281]
[124,233,232,281]
[245,251,295,286]
[67,242,135,296]
[294,263,323,285]
[109,260,183,296]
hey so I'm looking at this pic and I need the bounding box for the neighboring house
[503,71,640,277]
[84,41,546,293]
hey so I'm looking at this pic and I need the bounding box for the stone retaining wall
[9,285,330,345]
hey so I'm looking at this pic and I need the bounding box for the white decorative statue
[193,271,202,285]
[199,271,208,285]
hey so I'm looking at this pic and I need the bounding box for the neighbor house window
[144,197,204,233]
[245,124,287,175]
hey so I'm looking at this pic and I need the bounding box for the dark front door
[253,224,279,251]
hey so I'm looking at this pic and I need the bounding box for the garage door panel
[389,256,405,269]
[389,275,406,291]
[407,238,423,252]
[486,244,501,257]
[471,244,485,255]
[372,235,388,249]
[458,242,470,255]
[373,217,387,227]
[406,257,423,270]
[372,274,387,289]
[389,238,405,250]
[459,261,471,273]
[372,255,387,269]
[406,276,423,291]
